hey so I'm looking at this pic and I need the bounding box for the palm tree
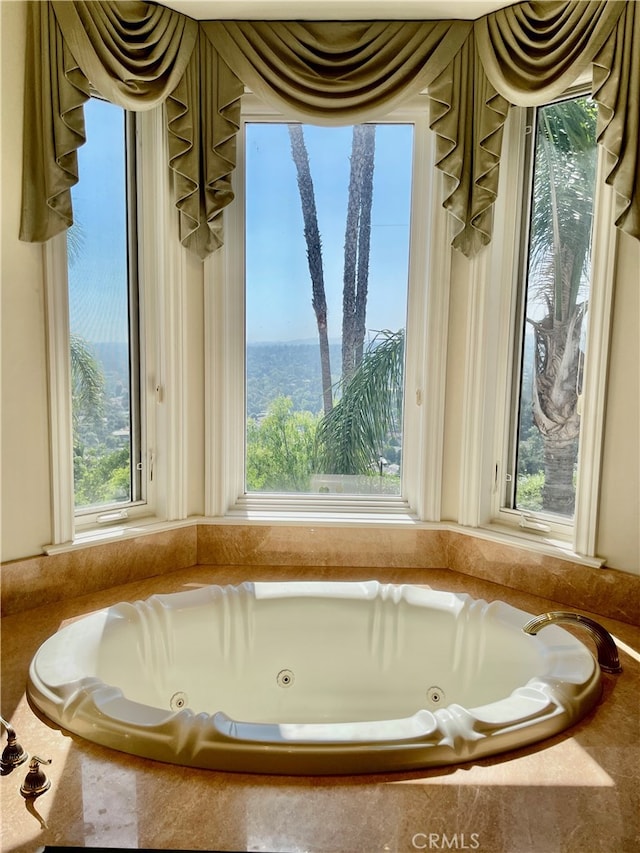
[342,124,376,382]
[286,123,402,487]
[70,333,105,432]
[524,97,598,516]
[316,330,404,476]
[288,124,333,415]
[67,220,85,268]
[288,123,378,411]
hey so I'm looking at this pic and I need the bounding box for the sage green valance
[200,20,471,125]
[20,0,639,261]
[469,0,636,253]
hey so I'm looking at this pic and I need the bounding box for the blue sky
[68,100,414,347]
[68,98,129,345]
[246,122,413,343]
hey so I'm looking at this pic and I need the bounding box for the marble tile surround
[0,526,197,617]
[1,521,638,625]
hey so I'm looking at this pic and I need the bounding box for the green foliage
[246,397,320,492]
[531,97,597,314]
[245,333,406,494]
[247,343,341,417]
[71,339,133,508]
[516,419,545,478]
[74,445,130,506]
[316,330,404,475]
[70,334,105,432]
[516,471,545,512]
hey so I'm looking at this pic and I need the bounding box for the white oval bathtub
[27,581,602,774]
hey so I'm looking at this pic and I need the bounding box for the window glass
[245,122,413,495]
[510,94,597,518]
[67,98,141,511]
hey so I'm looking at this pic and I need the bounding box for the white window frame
[205,93,451,523]
[44,103,189,548]
[459,93,617,562]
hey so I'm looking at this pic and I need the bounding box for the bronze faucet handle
[0,715,28,770]
[20,756,52,797]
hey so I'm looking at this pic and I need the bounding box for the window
[506,94,597,522]
[45,100,190,547]
[244,121,413,496]
[206,95,449,520]
[475,87,616,556]
[67,98,142,513]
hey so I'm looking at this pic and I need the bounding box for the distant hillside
[247,342,341,417]
[92,341,129,379]
[87,340,348,417]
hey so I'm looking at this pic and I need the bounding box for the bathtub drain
[277,669,295,688]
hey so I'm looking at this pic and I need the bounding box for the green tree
[69,334,133,506]
[246,397,320,492]
[288,123,378,403]
[342,124,376,381]
[70,333,105,434]
[316,330,404,476]
[288,125,333,415]
[74,445,130,506]
[524,96,597,516]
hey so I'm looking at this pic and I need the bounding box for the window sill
[224,495,421,526]
[43,516,193,555]
[475,521,605,569]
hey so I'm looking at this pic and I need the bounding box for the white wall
[597,231,640,571]
[1,0,638,572]
[1,1,53,560]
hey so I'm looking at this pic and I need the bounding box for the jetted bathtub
[27,581,603,775]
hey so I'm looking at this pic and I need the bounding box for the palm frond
[529,98,597,323]
[316,330,404,475]
[70,334,105,418]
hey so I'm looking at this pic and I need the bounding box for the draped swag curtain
[20,0,638,261]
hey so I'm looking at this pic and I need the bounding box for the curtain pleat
[592,0,640,239]
[463,0,630,255]
[19,1,639,258]
[20,0,199,246]
[51,0,198,108]
[19,1,90,242]
[429,37,510,256]
[201,20,471,125]
[475,1,625,103]
[167,32,243,258]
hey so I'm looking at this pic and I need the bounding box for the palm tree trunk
[342,124,376,382]
[354,125,375,368]
[530,304,584,516]
[542,439,578,516]
[342,128,364,383]
[288,124,333,415]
